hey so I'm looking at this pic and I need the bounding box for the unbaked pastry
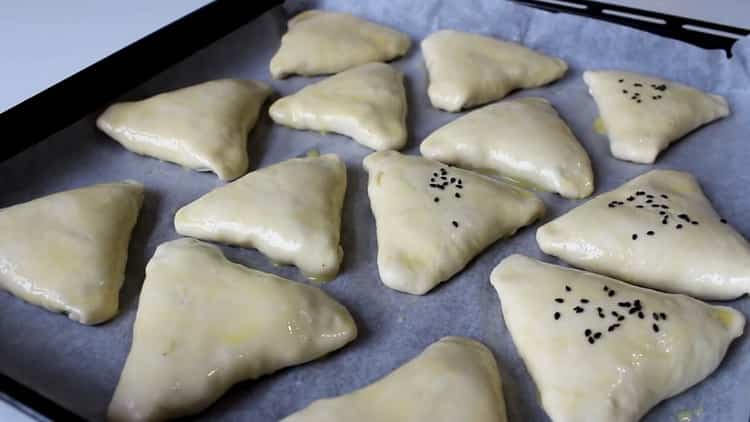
[175,153,346,281]
[364,151,544,294]
[537,170,750,300]
[283,337,508,422]
[0,181,143,324]
[270,10,410,79]
[108,238,357,422]
[491,254,744,422]
[584,70,729,163]
[420,97,593,198]
[270,62,407,151]
[422,30,567,111]
[97,79,271,180]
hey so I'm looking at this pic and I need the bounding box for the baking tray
[1,0,749,421]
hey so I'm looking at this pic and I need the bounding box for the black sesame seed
[659,211,666,215]
[594,332,602,339]
[608,290,615,297]
[638,311,644,319]
[636,191,645,195]
[441,168,447,175]
[622,89,628,94]
[634,83,643,87]
[588,337,595,344]
[634,300,641,307]
[646,199,653,204]
[653,324,660,333]
[430,178,435,182]
[456,184,463,189]
[661,205,669,209]
[434,197,439,203]
[647,194,654,199]
[676,224,683,229]
[565,286,572,292]
[637,99,642,103]
[632,234,638,240]
[618,79,624,83]
[585,329,592,336]
[627,196,635,201]
[692,221,699,225]
[618,316,625,321]
[653,312,660,321]
[597,306,603,311]
[611,311,620,317]
[652,204,660,208]
[554,312,561,320]
[608,204,615,208]
[662,219,668,225]
[647,231,655,236]
[574,306,584,313]
[678,214,690,221]
[652,96,658,100]
[455,193,461,198]
[603,286,609,291]
[580,299,590,304]
[660,312,667,320]
[636,205,644,209]
[618,302,631,308]
[721,218,727,224]
[608,324,620,332]
[555,298,564,303]
[452,221,459,228]
[450,177,456,183]
[629,308,638,315]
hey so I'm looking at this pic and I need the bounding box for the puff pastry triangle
[584,70,729,163]
[175,154,346,281]
[108,238,357,422]
[0,181,143,324]
[537,169,750,300]
[491,254,744,422]
[283,336,508,422]
[270,10,410,79]
[421,97,593,198]
[98,79,271,180]
[270,63,407,151]
[422,30,567,111]
[364,151,544,294]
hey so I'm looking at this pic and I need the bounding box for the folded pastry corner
[490,254,744,422]
[422,30,567,111]
[175,153,347,281]
[270,62,407,151]
[583,70,729,163]
[537,169,750,300]
[283,336,508,422]
[0,181,143,324]
[420,97,593,198]
[98,79,272,180]
[270,10,410,79]
[108,238,357,422]
[364,150,544,294]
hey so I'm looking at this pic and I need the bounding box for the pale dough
[422,30,567,111]
[108,238,357,422]
[584,70,729,163]
[270,10,410,79]
[420,97,593,198]
[0,181,143,324]
[270,62,407,151]
[175,153,346,281]
[283,337,508,422]
[491,254,744,422]
[97,79,271,180]
[364,151,544,294]
[537,169,750,300]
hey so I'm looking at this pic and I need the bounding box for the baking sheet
[1,0,749,420]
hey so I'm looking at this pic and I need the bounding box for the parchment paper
[1,1,749,421]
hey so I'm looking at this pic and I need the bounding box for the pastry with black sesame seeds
[490,254,744,422]
[420,97,594,199]
[583,70,729,164]
[537,169,750,300]
[364,151,544,295]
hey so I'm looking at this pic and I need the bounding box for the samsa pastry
[175,154,346,281]
[98,79,271,180]
[420,97,593,198]
[364,151,544,295]
[270,10,410,79]
[283,337,508,422]
[0,181,143,324]
[108,239,357,422]
[584,70,729,163]
[422,30,567,111]
[270,62,407,151]
[491,254,744,422]
[537,169,750,300]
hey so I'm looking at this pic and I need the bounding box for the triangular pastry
[270,62,407,151]
[491,254,744,422]
[283,337,508,422]
[175,154,347,281]
[584,70,729,163]
[270,10,411,79]
[422,30,567,111]
[537,169,750,300]
[108,238,357,422]
[97,79,272,180]
[364,151,544,294]
[420,97,594,198]
[0,181,143,324]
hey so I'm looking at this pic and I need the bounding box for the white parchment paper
[1,1,749,420]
